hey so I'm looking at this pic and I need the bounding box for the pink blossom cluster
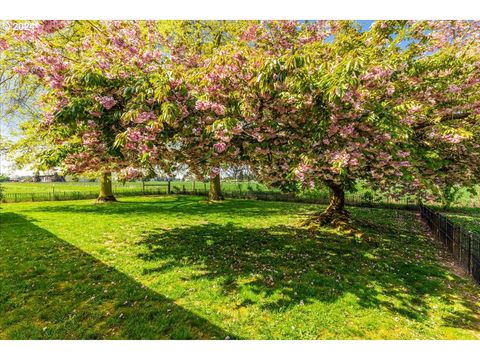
[210,104,225,116]
[169,79,182,88]
[428,129,467,144]
[447,85,462,94]
[440,133,466,144]
[195,100,212,111]
[339,124,356,138]
[134,111,156,123]
[0,39,8,50]
[377,133,392,142]
[10,21,67,43]
[386,85,395,96]
[213,142,227,153]
[396,161,411,167]
[240,24,259,41]
[82,131,101,147]
[209,166,221,178]
[127,129,142,142]
[214,130,231,143]
[36,55,67,74]
[13,65,29,75]
[341,90,363,109]
[98,61,110,71]
[360,67,394,82]
[330,151,351,168]
[299,21,332,44]
[294,163,312,181]
[13,60,37,78]
[399,117,415,125]
[195,100,226,116]
[96,96,117,110]
[40,21,66,34]
[121,167,141,180]
[43,113,54,125]
[231,124,243,135]
[52,97,69,113]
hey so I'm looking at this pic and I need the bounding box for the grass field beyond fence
[1,180,270,194]
[441,208,480,235]
[420,204,480,284]
[1,181,270,202]
[2,181,479,208]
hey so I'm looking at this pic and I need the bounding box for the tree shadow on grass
[0,212,235,339]
[137,216,480,332]
[25,195,306,219]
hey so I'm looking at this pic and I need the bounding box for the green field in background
[1,180,270,194]
[1,181,478,208]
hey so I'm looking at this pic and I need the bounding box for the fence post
[467,234,472,275]
[436,212,441,242]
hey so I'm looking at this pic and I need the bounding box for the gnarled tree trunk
[301,180,349,227]
[208,174,224,201]
[97,172,117,202]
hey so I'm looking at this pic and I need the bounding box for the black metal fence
[218,189,419,210]
[419,203,480,284]
[1,186,419,211]
[1,186,169,203]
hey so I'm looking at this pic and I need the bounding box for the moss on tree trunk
[97,172,117,202]
[208,174,224,201]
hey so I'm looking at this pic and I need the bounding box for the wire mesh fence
[419,203,480,285]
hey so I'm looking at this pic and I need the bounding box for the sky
[358,20,374,31]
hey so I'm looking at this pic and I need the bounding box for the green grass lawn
[442,208,480,234]
[0,180,271,203]
[1,196,479,339]
[2,180,176,195]
[1,180,269,194]
[2,181,142,193]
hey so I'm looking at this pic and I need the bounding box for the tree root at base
[299,209,350,228]
[208,195,224,201]
[96,196,118,203]
[299,209,376,244]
